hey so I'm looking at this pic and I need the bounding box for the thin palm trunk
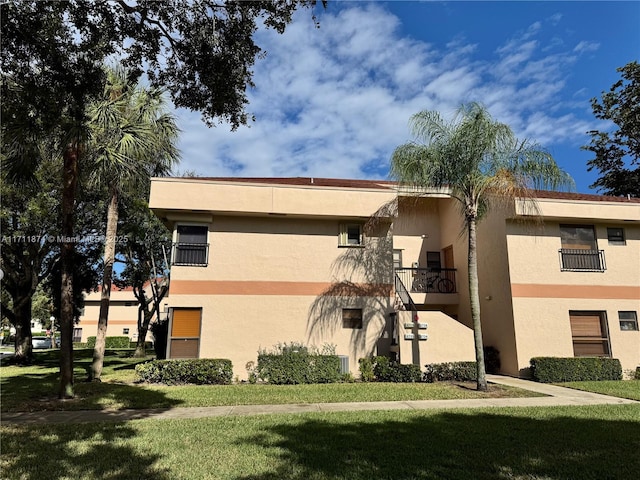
[90,187,119,381]
[59,143,79,399]
[468,215,487,391]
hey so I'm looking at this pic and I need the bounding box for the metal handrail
[559,249,606,272]
[394,267,457,294]
[394,273,417,312]
[172,242,209,266]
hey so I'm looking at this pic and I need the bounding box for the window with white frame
[619,311,638,331]
[339,223,363,247]
[607,227,626,245]
[393,249,403,269]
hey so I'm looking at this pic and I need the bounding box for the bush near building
[135,358,233,385]
[358,356,422,383]
[86,336,131,349]
[423,362,477,383]
[530,357,622,383]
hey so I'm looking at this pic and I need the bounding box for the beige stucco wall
[166,210,396,379]
[511,297,640,375]
[474,210,521,376]
[150,178,397,219]
[169,293,394,379]
[397,310,475,366]
[392,198,443,269]
[506,213,640,376]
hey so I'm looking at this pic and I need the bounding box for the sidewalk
[1,375,636,425]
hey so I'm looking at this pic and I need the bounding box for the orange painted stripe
[511,284,640,300]
[170,280,393,296]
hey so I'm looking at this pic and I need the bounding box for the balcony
[559,249,606,272]
[395,268,457,294]
[172,242,209,266]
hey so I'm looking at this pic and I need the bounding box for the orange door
[169,308,201,359]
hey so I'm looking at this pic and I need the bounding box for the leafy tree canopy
[1,0,324,130]
[584,61,640,197]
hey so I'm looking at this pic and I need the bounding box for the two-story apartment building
[76,287,143,343]
[149,177,640,379]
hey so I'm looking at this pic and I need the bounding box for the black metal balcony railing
[559,249,606,272]
[395,268,457,294]
[172,242,209,266]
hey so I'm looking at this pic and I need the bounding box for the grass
[0,350,541,412]
[560,380,640,401]
[1,404,639,479]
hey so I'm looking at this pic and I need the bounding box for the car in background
[32,336,53,349]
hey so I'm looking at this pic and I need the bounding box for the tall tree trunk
[13,296,33,364]
[468,214,487,391]
[133,304,154,358]
[59,143,79,399]
[90,188,119,381]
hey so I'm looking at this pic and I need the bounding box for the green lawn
[1,350,540,412]
[2,404,639,479]
[560,380,640,401]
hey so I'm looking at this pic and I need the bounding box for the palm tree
[390,103,573,391]
[87,66,180,381]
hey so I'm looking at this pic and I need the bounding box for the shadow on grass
[1,349,182,413]
[235,408,640,480]
[1,422,172,480]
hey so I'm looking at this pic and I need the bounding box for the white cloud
[574,41,600,54]
[175,4,599,181]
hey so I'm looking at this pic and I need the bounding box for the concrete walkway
[1,375,636,425]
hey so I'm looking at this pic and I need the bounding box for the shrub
[86,336,131,349]
[73,342,87,349]
[483,346,501,374]
[129,341,153,349]
[358,357,375,382]
[135,358,233,385]
[636,366,640,380]
[358,356,421,383]
[530,357,623,383]
[257,351,340,384]
[423,361,477,383]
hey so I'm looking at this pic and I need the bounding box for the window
[607,227,626,245]
[569,311,610,357]
[426,251,441,270]
[339,223,363,247]
[393,249,403,269]
[619,311,638,331]
[123,328,130,335]
[559,225,604,271]
[72,328,82,343]
[174,225,209,266]
[342,308,363,329]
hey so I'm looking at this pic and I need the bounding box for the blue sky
[175,1,640,193]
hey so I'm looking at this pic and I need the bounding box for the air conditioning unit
[338,355,349,374]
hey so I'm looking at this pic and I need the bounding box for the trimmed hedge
[257,352,340,384]
[358,356,422,383]
[423,361,477,383]
[86,336,131,349]
[135,359,233,385]
[530,357,623,383]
